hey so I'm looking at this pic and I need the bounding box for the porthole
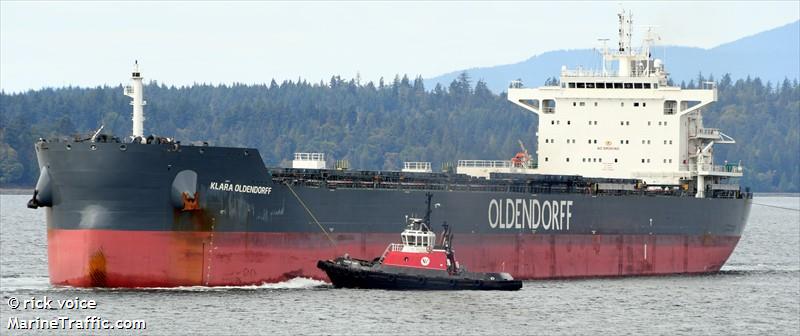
[244,150,249,156]
[90,144,97,151]
[119,144,127,151]
[199,148,205,154]
[66,144,72,150]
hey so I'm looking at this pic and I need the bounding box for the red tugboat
[317,194,522,290]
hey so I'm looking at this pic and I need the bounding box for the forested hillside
[1,74,797,191]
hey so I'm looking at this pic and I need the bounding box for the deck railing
[457,160,512,168]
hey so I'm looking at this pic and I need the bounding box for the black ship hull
[31,141,752,287]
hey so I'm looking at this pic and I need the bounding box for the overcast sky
[1,1,798,92]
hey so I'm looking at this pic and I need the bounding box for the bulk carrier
[28,11,751,287]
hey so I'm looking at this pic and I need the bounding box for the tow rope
[284,181,337,246]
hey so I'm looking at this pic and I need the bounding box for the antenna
[597,38,610,75]
[617,9,633,55]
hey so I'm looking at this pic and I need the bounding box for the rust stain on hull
[88,249,107,287]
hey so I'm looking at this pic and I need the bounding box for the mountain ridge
[425,20,800,93]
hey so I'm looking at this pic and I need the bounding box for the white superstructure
[402,162,433,173]
[293,153,327,169]
[462,10,743,198]
[124,61,146,138]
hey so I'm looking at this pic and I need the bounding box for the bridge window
[586,83,595,88]
[643,83,652,89]
[569,83,576,88]
[596,83,605,88]
[543,99,556,113]
[624,83,633,89]
[634,102,640,107]
[664,100,677,115]
[577,83,586,88]
[614,83,623,89]
[634,83,643,89]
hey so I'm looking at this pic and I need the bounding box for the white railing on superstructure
[457,160,512,168]
[294,153,325,161]
[561,68,619,78]
[402,162,432,173]
[679,164,744,174]
[690,128,721,139]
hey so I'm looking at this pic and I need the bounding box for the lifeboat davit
[317,193,522,291]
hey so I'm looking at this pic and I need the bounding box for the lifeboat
[317,193,522,291]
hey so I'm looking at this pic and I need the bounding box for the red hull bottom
[47,230,740,288]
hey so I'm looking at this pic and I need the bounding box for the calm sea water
[1,194,798,335]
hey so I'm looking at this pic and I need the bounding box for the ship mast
[124,61,146,138]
